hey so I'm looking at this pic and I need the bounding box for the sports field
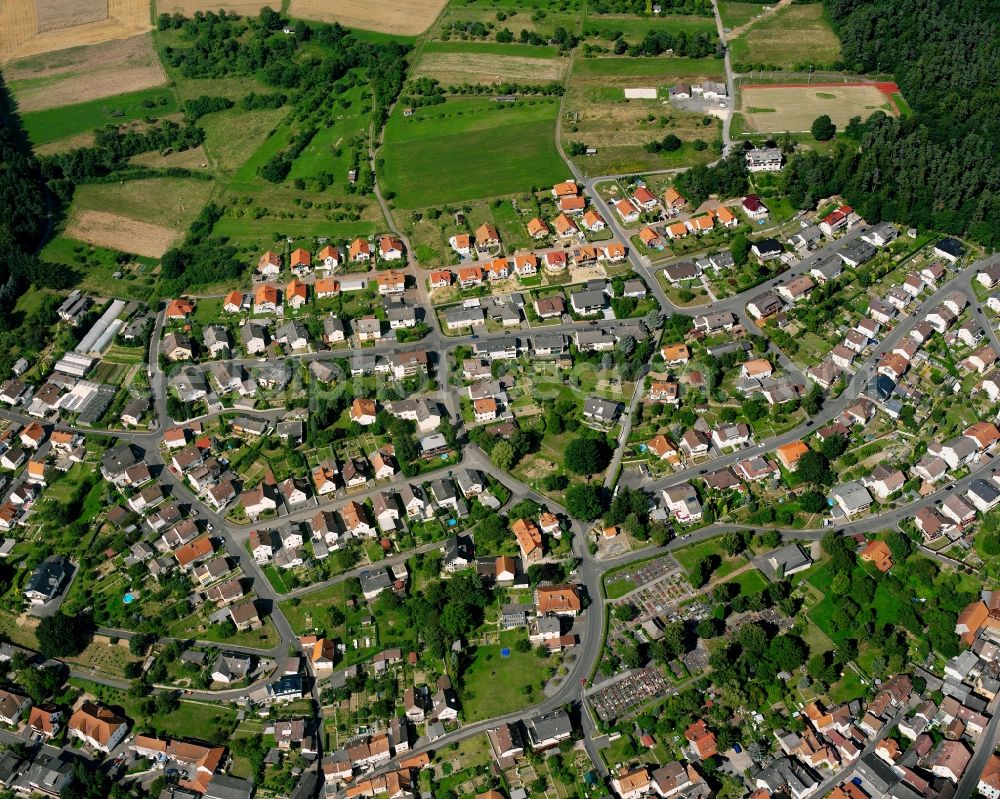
[380,98,567,207]
[411,41,567,85]
[740,82,899,132]
[289,0,447,34]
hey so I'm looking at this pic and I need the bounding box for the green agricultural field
[22,86,179,146]
[729,3,841,68]
[380,98,568,208]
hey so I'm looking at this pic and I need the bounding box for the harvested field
[289,0,447,35]
[412,44,567,85]
[158,0,278,14]
[66,211,182,258]
[0,0,151,63]
[71,177,215,229]
[739,82,899,132]
[35,0,107,32]
[7,33,166,113]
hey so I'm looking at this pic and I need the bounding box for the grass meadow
[380,97,567,207]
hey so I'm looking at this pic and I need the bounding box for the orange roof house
[175,535,214,569]
[527,217,550,238]
[603,242,626,261]
[537,584,581,615]
[429,269,452,288]
[376,270,406,292]
[290,247,311,269]
[859,539,893,573]
[687,214,715,233]
[553,180,579,198]
[980,754,1000,796]
[349,238,371,260]
[966,421,1000,450]
[661,343,691,364]
[583,209,605,230]
[775,441,809,471]
[512,518,543,562]
[223,290,243,312]
[663,187,686,208]
[457,265,484,286]
[318,244,340,264]
[957,601,990,643]
[350,398,377,424]
[165,299,195,319]
[715,205,737,226]
[254,283,279,307]
[315,278,339,297]
[475,223,500,245]
[258,251,281,272]
[684,719,718,759]
[648,434,679,462]
[286,279,308,304]
[559,195,586,213]
[68,702,128,751]
[667,221,688,239]
[553,213,579,236]
[639,227,661,247]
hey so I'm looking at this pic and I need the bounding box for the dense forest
[814,0,1000,245]
[765,0,997,245]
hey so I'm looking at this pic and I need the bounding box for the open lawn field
[411,41,567,85]
[572,56,725,79]
[0,0,152,64]
[563,58,721,175]
[288,0,447,35]
[461,630,556,721]
[718,1,773,30]
[21,86,179,146]
[41,235,158,298]
[130,144,211,170]
[729,3,841,68]
[380,98,567,207]
[64,177,215,257]
[7,33,166,113]
[739,82,899,132]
